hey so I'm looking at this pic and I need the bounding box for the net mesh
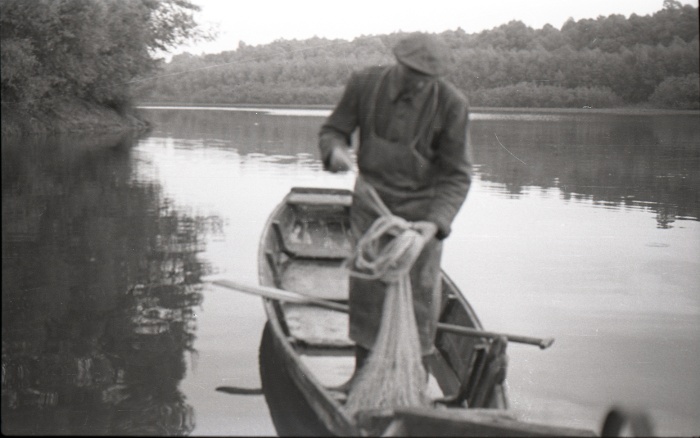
[342,180,432,418]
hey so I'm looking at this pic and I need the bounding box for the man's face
[398,64,435,94]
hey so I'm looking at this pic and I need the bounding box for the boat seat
[286,191,353,207]
[282,303,354,348]
[273,220,352,260]
[279,258,349,301]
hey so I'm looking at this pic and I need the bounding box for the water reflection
[142,108,323,159]
[124,107,698,436]
[470,113,699,228]
[1,132,220,435]
[142,108,700,229]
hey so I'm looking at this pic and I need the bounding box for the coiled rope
[342,179,431,418]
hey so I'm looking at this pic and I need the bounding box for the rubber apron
[349,67,443,356]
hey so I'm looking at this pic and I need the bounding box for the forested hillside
[135,1,699,109]
[0,0,205,134]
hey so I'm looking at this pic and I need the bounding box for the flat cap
[393,32,449,76]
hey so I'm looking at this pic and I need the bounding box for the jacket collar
[387,65,433,103]
[387,65,403,102]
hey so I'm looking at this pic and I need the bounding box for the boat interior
[261,188,508,409]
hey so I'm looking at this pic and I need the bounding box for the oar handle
[436,323,555,350]
[211,279,350,312]
[209,278,554,349]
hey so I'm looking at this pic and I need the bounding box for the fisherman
[318,32,473,388]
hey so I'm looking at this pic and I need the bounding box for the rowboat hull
[247,187,654,437]
[255,187,542,436]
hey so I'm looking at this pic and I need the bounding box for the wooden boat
[253,187,596,436]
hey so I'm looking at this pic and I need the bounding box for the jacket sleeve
[318,72,360,169]
[426,97,473,240]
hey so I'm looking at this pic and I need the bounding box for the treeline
[1,1,697,116]
[135,1,699,109]
[0,0,204,117]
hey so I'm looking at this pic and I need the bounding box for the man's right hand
[328,145,353,172]
[412,221,438,246]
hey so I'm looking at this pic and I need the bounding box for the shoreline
[136,102,700,116]
[1,99,152,137]
[4,101,697,137]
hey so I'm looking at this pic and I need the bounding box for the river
[2,106,699,436]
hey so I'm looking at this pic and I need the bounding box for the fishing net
[342,181,431,418]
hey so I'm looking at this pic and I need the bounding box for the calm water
[2,107,699,436]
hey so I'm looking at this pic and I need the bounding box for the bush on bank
[0,0,205,134]
[649,74,700,110]
[469,83,624,108]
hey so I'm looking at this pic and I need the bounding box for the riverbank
[1,98,151,137]
[5,101,697,137]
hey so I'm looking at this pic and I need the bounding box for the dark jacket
[319,65,473,239]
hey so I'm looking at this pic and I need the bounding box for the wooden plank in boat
[273,221,351,260]
[299,355,355,388]
[286,191,352,207]
[265,317,359,436]
[385,407,597,437]
[280,259,349,300]
[283,303,353,347]
[285,243,351,260]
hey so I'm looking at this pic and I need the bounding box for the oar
[209,278,554,350]
[212,278,349,311]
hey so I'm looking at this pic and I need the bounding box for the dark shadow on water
[1,132,222,435]
[215,387,263,395]
[258,322,333,437]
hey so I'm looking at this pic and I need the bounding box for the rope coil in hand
[349,214,425,283]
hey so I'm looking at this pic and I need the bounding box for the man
[318,32,473,387]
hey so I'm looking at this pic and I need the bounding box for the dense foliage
[1,0,204,113]
[1,1,697,112]
[135,2,699,109]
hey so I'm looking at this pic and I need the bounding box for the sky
[174,0,699,55]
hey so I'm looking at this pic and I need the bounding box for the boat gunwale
[258,189,358,435]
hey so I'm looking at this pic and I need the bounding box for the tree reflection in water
[470,112,700,229]
[1,132,222,435]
